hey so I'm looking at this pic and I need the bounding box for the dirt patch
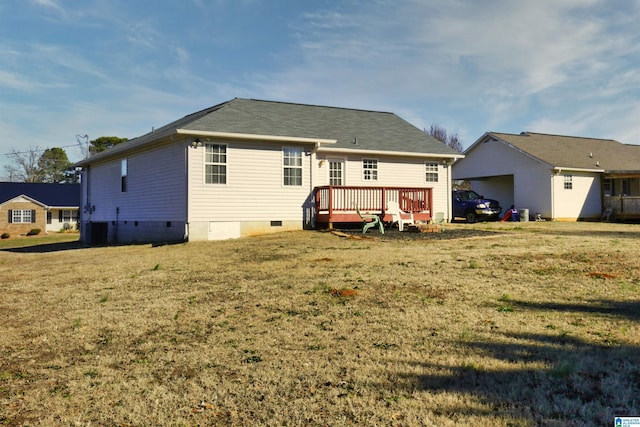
[334,227,502,241]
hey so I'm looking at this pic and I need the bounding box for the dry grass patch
[1,222,639,426]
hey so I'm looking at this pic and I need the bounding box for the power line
[2,143,82,157]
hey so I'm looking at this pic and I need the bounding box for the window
[61,210,78,222]
[363,159,378,181]
[329,160,344,185]
[205,144,227,184]
[622,179,631,196]
[121,159,128,192]
[564,174,573,190]
[283,147,302,186]
[10,209,34,223]
[425,161,439,182]
[603,179,612,196]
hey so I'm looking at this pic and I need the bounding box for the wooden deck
[314,186,433,227]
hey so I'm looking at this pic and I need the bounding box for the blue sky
[1,0,640,174]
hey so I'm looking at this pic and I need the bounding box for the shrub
[27,228,41,236]
[1,233,9,239]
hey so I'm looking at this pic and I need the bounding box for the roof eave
[552,167,605,173]
[176,129,337,146]
[318,146,464,159]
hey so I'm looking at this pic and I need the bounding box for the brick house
[0,183,80,237]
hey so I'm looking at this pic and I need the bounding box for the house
[74,98,462,244]
[0,182,81,236]
[452,132,640,221]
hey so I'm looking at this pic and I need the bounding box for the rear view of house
[74,98,462,244]
[0,182,80,237]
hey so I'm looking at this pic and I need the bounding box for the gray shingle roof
[488,132,640,172]
[76,98,460,166]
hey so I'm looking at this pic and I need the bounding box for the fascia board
[1,194,48,208]
[317,147,464,159]
[176,129,337,146]
[553,167,605,173]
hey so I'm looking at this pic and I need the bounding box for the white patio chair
[387,200,414,231]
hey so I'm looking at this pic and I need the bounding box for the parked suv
[452,190,502,223]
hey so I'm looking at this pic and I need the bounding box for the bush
[1,233,9,239]
[27,228,41,236]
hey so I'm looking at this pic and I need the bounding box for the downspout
[445,159,452,222]
[184,139,190,241]
[84,166,91,243]
[551,169,556,220]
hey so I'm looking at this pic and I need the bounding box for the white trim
[203,142,228,185]
[362,158,379,182]
[327,157,346,185]
[176,129,337,146]
[0,194,49,208]
[424,160,440,183]
[553,167,604,173]
[282,146,304,187]
[317,146,463,159]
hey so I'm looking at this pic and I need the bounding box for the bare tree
[3,147,44,182]
[427,124,464,153]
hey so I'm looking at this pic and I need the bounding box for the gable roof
[477,132,640,172]
[0,183,80,207]
[76,98,461,166]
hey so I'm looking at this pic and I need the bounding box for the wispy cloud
[254,0,640,143]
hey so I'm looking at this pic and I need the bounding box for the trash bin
[518,209,529,222]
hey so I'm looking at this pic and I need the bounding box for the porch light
[190,138,202,148]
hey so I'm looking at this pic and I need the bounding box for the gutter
[553,167,605,174]
[317,147,464,159]
[176,129,337,146]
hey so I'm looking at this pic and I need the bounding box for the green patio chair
[356,205,384,234]
[432,212,446,231]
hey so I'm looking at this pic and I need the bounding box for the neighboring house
[0,183,81,236]
[74,98,462,244]
[452,132,640,221]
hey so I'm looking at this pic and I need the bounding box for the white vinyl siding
[85,142,186,222]
[553,172,601,219]
[190,141,310,222]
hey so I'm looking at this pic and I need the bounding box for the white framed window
[205,143,227,184]
[11,209,34,223]
[62,210,78,222]
[425,161,439,182]
[363,159,378,181]
[329,159,344,185]
[283,147,303,186]
[564,175,573,190]
[121,159,128,192]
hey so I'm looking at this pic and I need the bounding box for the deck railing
[604,196,640,219]
[313,186,433,226]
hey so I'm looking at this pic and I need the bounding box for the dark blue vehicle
[452,190,502,223]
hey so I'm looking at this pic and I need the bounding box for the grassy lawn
[0,222,638,426]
